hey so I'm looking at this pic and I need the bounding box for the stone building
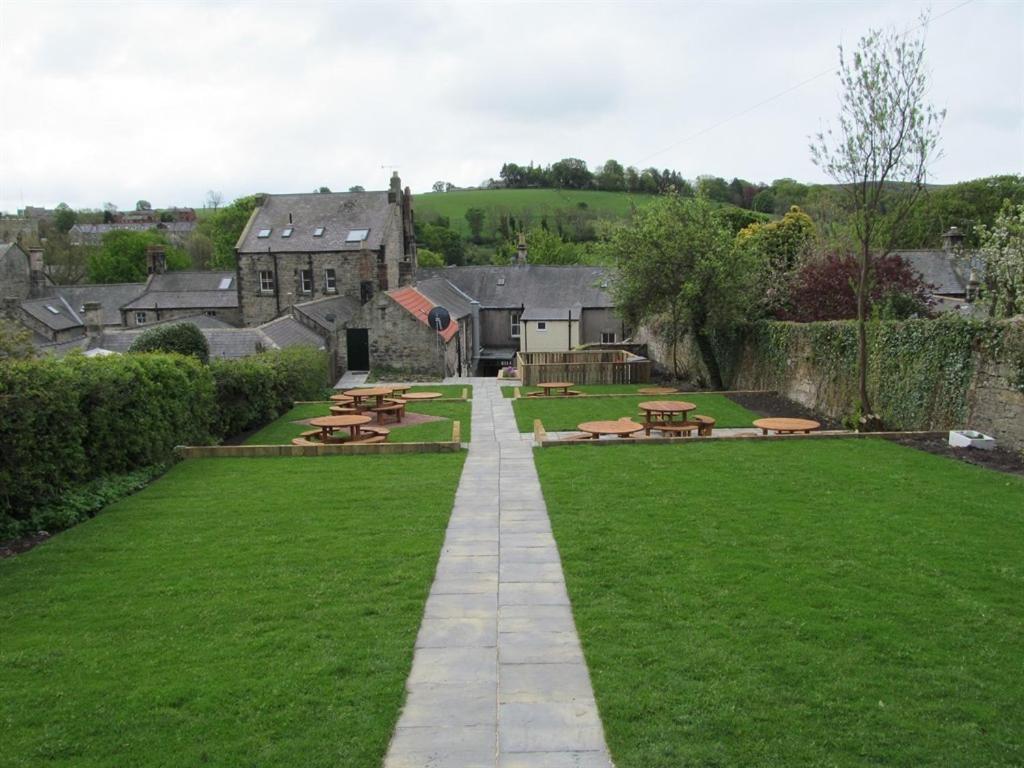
[119,251,241,327]
[234,174,416,326]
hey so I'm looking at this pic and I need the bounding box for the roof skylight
[345,228,369,243]
[313,227,325,237]
[257,228,272,238]
[45,304,60,314]
[218,277,233,290]
[281,227,293,238]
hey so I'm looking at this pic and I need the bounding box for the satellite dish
[427,306,451,332]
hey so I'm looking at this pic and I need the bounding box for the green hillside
[413,189,655,236]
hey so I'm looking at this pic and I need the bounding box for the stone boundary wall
[640,319,1024,450]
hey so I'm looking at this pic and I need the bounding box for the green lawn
[414,189,654,237]
[513,393,756,432]
[244,401,470,444]
[0,454,466,767]
[534,439,1024,767]
[501,384,680,398]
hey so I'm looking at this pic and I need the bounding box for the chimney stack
[146,245,167,275]
[27,248,47,297]
[388,172,401,204]
[515,232,528,266]
[942,226,965,253]
[83,301,103,338]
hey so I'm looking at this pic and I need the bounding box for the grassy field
[512,393,757,432]
[414,189,654,237]
[244,401,470,444]
[535,439,1024,767]
[0,454,466,767]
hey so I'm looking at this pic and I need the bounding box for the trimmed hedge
[0,346,328,538]
[128,322,210,364]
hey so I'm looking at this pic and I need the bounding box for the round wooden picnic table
[537,381,577,396]
[638,400,697,436]
[577,419,644,439]
[344,387,393,410]
[309,414,372,442]
[329,393,354,402]
[400,391,443,401]
[637,386,679,395]
[753,417,821,435]
[388,385,411,395]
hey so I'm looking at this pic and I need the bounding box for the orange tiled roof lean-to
[388,287,460,342]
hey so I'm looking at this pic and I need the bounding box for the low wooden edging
[176,441,463,458]
[514,389,777,400]
[538,430,947,448]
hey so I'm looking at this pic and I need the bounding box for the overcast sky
[1,0,1021,212]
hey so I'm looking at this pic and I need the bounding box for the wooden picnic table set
[294,385,443,446]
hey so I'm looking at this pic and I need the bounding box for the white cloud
[0,0,1020,212]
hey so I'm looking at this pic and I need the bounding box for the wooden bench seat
[654,422,697,437]
[692,415,716,436]
[329,405,359,415]
[291,437,317,446]
[371,403,404,424]
[300,429,321,439]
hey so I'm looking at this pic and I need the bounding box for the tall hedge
[0,345,328,538]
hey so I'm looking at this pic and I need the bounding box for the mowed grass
[512,393,756,432]
[534,439,1024,767]
[244,401,471,444]
[0,454,466,767]
[414,189,654,237]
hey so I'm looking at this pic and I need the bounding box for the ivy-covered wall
[729,318,1024,445]
[641,318,1024,448]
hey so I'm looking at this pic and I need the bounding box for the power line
[634,0,975,167]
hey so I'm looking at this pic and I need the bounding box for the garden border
[176,441,464,458]
[537,429,947,448]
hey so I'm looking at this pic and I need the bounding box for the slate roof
[415,277,475,319]
[419,265,613,309]
[893,250,984,297]
[36,336,90,357]
[57,283,147,325]
[293,294,362,331]
[236,191,393,254]
[21,295,82,331]
[521,305,582,321]
[0,242,27,262]
[388,286,460,342]
[122,271,239,311]
[260,316,326,350]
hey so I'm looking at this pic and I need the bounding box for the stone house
[234,174,416,326]
[120,257,241,327]
[893,226,985,313]
[16,283,146,343]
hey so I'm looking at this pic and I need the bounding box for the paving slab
[384,378,611,768]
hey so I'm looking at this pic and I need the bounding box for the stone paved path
[383,378,613,768]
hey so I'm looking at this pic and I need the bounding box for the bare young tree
[206,190,223,211]
[811,19,944,429]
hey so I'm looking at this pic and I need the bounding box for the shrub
[129,322,210,364]
[0,354,215,536]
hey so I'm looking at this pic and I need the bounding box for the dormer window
[281,227,293,238]
[313,227,325,237]
[346,228,369,243]
[257,228,272,238]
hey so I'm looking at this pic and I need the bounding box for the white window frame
[324,268,337,292]
[536,321,547,332]
[601,331,616,343]
[510,311,521,339]
[259,270,275,293]
[135,311,147,325]
[300,269,313,294]
[257,228,272,238]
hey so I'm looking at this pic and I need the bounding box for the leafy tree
[735,206,816,316]
[88,230,188,283]
[465,207,486,243]
[0,319,34,360]
[418,223,465,266]
[625,166,641,193]
[348,185,364,193]
[195,194,261,270]
[416,248,445,268]
[129,322,210,364]
[896,175,1024,248]
[810,19,943,427]
[975,201,1024,318]
[135,200,152,212]
[53,203,77,234]
[43,233,92,284]
[782,253,932,322]
[185,231,214,270]
[520,228,581,265]
[696,175,731,203]
[432,181,446,193]
[608,195,755,386]
[596,159,626,191]
[206,190,223,211]
[550,158,592,189]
